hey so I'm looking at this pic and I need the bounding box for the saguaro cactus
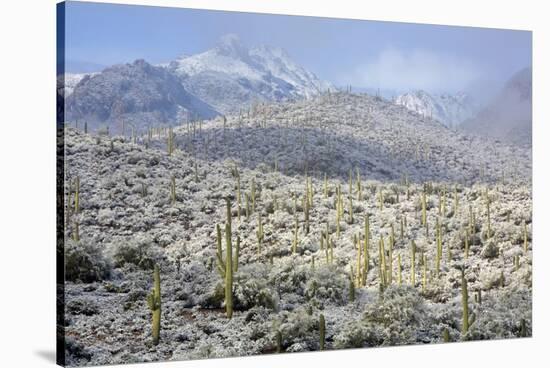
[167,127,175,155]
[147,264,161,345]
[170,176,176,204]
[421,191,427,226]
[304,193,310,234]
[443,328,450,342]
[410,240,416,286]
[256,214,264,254]
[363,215,370,286]
[523,220,529,253]
[461,268,475,335]
[397,253,402,286]
[349,267,355,303]
[319,314,326,350]
[464,229,470,259]
[74,176,80,214]
[348,196,354,224]
[214,199,238,318]
[486,194,492,240]
[292,217,299,254]
[224,200,234,319]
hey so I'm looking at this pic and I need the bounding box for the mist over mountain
[460,67,532,146]
[394,90,479,128]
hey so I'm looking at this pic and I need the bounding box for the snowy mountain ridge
[168,34,333,113]
[394,90,478,128]
[63,34,334,125]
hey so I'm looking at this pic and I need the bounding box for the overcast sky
[63,1,532,94]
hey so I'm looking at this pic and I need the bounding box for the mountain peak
[215,34,249,59]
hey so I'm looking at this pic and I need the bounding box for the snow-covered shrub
[333,321,371,348]
[234,264,277,310]
[304,266,347,305]
[481,238,499,259]
[362,286,428,345]
[65,337,92,365]
[200,282,225,309]
[273,307,317,351]
[67,298,100,316]
[465,288,531,340]
[65,239,111,283]
[110,235,164,270]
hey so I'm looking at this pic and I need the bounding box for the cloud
[345,47,483,93]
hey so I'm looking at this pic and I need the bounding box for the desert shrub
[465,288,531,340]
[481,238,499,259]
[270,260,309,295]
[65,337,92,365]
[304,266,347,305]
[234,264,277,310]
[110,235,162,270]
[362,286,428,345]
[334,321,384,349]
[273,307,317,351]
[200,282,225,309]
[65,239,111,283]
[67,298,99,316]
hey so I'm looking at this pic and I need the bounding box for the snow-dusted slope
[62,73,97,96]
[62,91,531,365]
[65,59,219,133]
[394,90,478,128]
[169,34,333,113]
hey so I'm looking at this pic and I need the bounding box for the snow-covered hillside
[394,90,478,128]
[62,90,531,366]
[168,34,333,113]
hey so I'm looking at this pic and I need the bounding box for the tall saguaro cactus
[421,190,427,226]
[410,240,416,286]
[461,268,476,336]
[214,199,239,318]
[74,176,80,214]
[225,221,233,318]
[319,314,326,350]
[147,264,161,346]
[523,220,529,253]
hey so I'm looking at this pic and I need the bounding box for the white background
[0,0,548,367]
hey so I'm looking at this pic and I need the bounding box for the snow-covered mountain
[62,73,97,96]
[460,67,532,147]
[65,59,219,133]
[394,90,478,128]
[168,34,333,114]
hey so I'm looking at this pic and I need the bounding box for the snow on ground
[62,92,531,366]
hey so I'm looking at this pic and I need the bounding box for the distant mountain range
[62,35,332,132]
[460,67,532,147]
[394,90,478,128]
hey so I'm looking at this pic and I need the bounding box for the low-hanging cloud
[346,47,483,93]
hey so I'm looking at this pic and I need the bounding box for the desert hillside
[62,91,531,366]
